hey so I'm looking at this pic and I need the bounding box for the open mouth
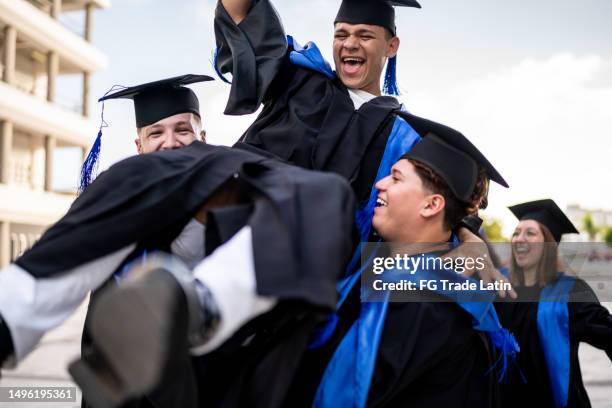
[341,57,365,75]
[514,243,531,256]
[375,197,388,208]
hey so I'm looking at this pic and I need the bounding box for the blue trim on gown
[538,273,575,408]
[287,36,335,80]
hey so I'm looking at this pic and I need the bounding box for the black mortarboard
[400,115,508,202]
[508,199,579,242]
[99,74,214,128]
[335,0,421,35]
[80,74,214,193]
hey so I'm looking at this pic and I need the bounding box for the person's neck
[349,83,381,97]
[522,267,538,287]
[390,228,452,256]
[417,228,452,244]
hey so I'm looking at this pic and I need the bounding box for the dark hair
[409,159,489,231]
[509,222,559,287]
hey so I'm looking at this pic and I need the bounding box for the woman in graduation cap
[283,120,518,408]
[495,199,612,408]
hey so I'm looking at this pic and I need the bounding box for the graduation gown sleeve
[569,278,612,359]
[567,278,612,407]
[214,0,288,114]
[15,143,248,278]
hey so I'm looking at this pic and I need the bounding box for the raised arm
[221,0,252,24]
[215,0,288,115]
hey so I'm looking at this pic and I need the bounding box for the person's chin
[339,74,366,90]
[372,215,382,231]
[515,259,536,270]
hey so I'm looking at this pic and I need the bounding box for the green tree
[482,218,508,242]
[603,227,612,246]
[582,213,600,241]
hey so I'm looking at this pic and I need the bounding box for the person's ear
[387,36,400,58]
[135,137,143,154]
[421,194,445,219]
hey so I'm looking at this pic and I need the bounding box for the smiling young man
[283,121,515,408]
[216,0,413,203]
[332,24,398,97]
[135,111,205,154]
[0,75,216,371]
[80,74,212,191]
[109,74,210,155]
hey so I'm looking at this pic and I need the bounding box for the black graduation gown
[14,142,356,408]
[285,286,497,408]
[495,279,612,408]
[18,142,355,305]
[214,0,402,204]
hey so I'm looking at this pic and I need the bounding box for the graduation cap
[98,74,214,128]
[334,0,421,95]
[335,0,421,35]
[508,199,579,242]
[79,74,214,193]
[400,117,508,203]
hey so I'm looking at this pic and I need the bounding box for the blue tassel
[382,56,400,96]
[78,85,127,194]
[212,47,232,84]
[487,328,522,382]
[78,128,102,193]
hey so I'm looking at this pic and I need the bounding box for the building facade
[0,0,108,267]
[566,204,612,242]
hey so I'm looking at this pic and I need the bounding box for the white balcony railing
[0,81,96,147]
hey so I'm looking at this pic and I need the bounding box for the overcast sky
[58,0,612,235]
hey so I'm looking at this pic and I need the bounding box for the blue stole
[287,36,335,80]
[313,238,519,408]
[310,245,387,408]
[537,273,575,408]
[306,115,421,353]
[499,268,576,408]
[354,116,421,242]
